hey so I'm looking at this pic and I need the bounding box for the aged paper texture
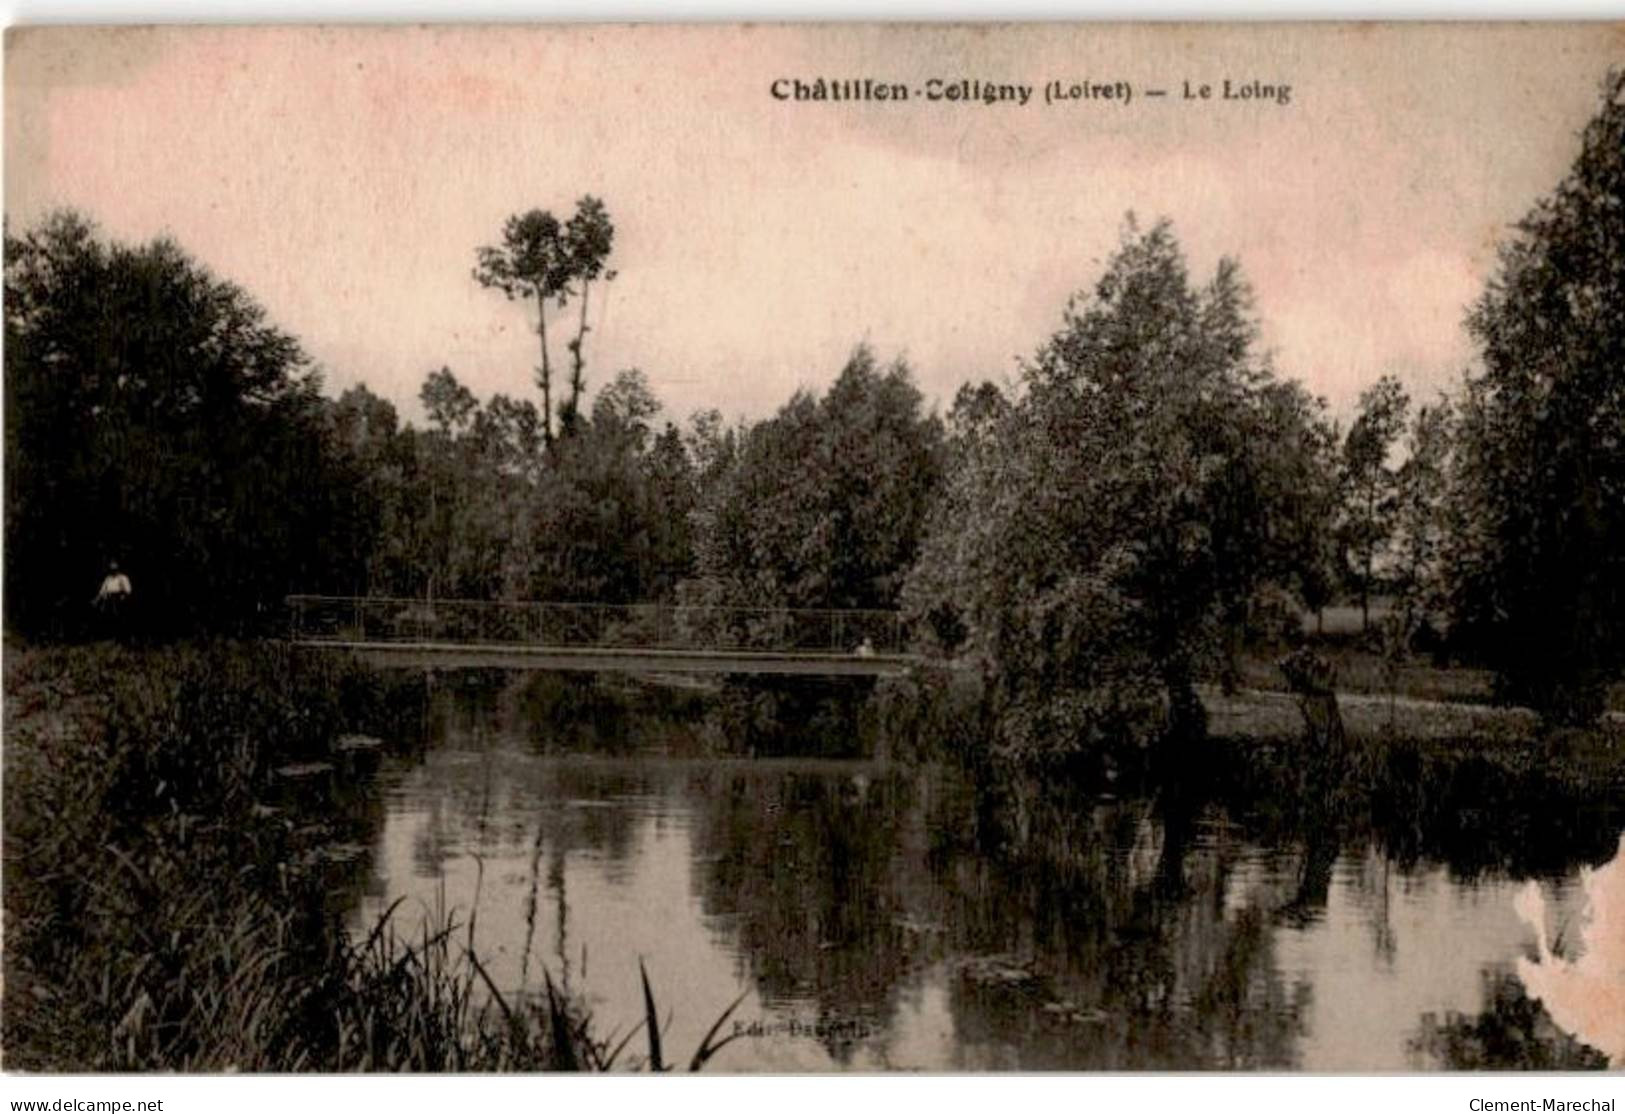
[4,24,1622,1075]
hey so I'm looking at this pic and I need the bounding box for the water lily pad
[275,761,334,778]
[319,842,369,863]
[959,955,1039,986]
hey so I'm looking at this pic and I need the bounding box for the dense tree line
[1322,70,1624,724]
[2,210,937,640]
[4,213,368,637]
[7,71,1621,734]
[332,365,698,605]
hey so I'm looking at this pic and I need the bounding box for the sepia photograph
[2,21,1622,1077]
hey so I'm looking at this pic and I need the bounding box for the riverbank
[1,641,621,1071]
[1207,682,1623,750]
[6,639,1621,1069]
[1237,638,1625,712]
[1208,645,1625,794]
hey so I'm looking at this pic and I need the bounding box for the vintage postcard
[4,23,1622,1079]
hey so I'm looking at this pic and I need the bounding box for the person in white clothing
[93,561,133,637]
[95,562,132,604]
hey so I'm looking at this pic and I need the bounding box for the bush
[5,642,744,1071]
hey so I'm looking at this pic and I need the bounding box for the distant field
[1204,684,1534,742]
[1202,683,1625,788]
[1301,602,1392,636]
[1281,603,1625,715]
[1237,644,1493,705]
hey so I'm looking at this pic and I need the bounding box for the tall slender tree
[560,197,616,437]
[474,210,569,448]
[1390,398,1453,637]
[1339,374,1410,632]
[474,197,614,447]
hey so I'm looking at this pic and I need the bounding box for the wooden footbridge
[286,595,916,676]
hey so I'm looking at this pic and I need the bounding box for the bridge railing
[285,596,907,656]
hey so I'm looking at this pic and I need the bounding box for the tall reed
[4,641,737,1071]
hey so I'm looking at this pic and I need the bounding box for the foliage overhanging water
[327,672,1623,1072]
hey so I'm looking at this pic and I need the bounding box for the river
[329,672,1619,1071]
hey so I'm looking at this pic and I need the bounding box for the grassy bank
[1236,640,1625,713]
[1,641,631,1071]
[882,650,1623,770]
[1215,635,1625,795]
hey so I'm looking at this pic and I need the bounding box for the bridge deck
[287,595,915,676]
[301,639,916,676]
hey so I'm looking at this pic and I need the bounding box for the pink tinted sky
[6,24,1619,427]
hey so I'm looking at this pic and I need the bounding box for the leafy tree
[644,420,699,599]
[684,407,743,504]
[533,368,668,603]
[417,369,561,601]
[1191,375,1343,690]
[1259,380,1343,639]
[413,368,475,600]
[474,210,568,448]
[473,197,615,447]
[325,385,412,597]
[1445,70,1625,721]
[1339,374,1410,633]
[1390,398,1453,639]
[592,366,661,445]
[904,219,1332,762]
[420,365,477,436]
[379,361,699,608]
[560,198,617,437]
[3,211,366,636]
[476,393,545,483]
[685,347,945,615]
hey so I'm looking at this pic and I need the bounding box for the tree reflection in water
[337,673,1624,1071]
[929,774,1311,1070]
[1409,971,1608,1070]
[683,762,1320,1069]
[687,766,923,1065]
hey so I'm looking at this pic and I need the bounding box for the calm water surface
[334,676,1614,1071]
